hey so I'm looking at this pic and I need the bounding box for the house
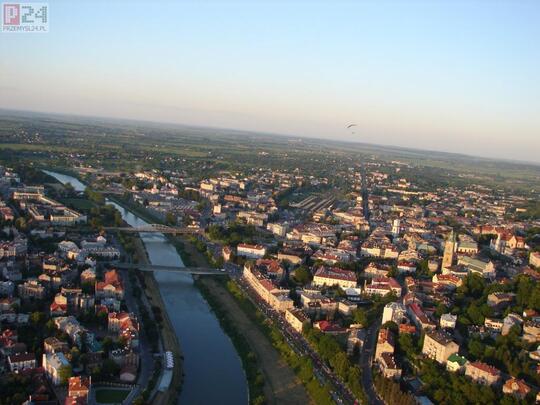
[375,328,395,361]
[67,376,91,404]
[43,351,71,385]
[18,279,46,299]
[465,361,501,386]
[44,336,69,354]
[364,262,392,278]
[530,252,540,269]
[365,277,402,297]
[432,274,462,289]
[379,352,402,379]
[484,318,504,335]
[278,248,305,265]
[8,352,36,372]
[254,259,285,281]
[487,293,515,310]
[407,303,436,331]
[347,327,366,355]
[422,330,459,364]
[523,321,540,343]
[313,320,347,335]
[440,313,457,330]
[312,266,357,289]
[502,378,531,399]
[446,353,467,373]
[95,269,124,300]
[108,312,139,348]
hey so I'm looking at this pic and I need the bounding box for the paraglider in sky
[347,123,357,135]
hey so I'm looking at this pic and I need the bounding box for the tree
[58,364,72,385]
[165,211,176,225]
[292,266,311,285]
[352,308,367,326]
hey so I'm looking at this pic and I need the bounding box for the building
[67,376,91,404]
[465,361,501,386]
[382,302,407,325]
[18,279,46,299]
[379,352,402,379]
[422,330,459,364]
[440,313,457,329]
[502,378,531,399]
[312,266,357,289]
[108,312,139,348]
[375,328,395,361]
[446,353,467,373]
[43,352,71,385]
[44,336,69,354]
[347,327,366,355]
[8,352,36,372]
[243,263,293,312]
[365,277,402,297]
[407,303,436,331]
[237,243,267,259]
[314,320,347,335]
[530,252,540,269]
[442,230,456,269]
[285,308,309,332]
[95,269,124,300]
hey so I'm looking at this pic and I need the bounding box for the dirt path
[200,277,311,405]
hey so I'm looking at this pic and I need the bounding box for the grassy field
[61,198,96,210]
[94,388,130,404]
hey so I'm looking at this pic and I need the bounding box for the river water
[44,170,248,405]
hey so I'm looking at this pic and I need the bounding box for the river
[44,170,248,405]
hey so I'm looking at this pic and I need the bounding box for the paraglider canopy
[347,124,357,129]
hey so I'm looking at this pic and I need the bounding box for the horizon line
[1,107,539,168]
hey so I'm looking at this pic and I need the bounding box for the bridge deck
[112,262,225,275]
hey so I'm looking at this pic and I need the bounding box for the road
[234,275,358,405]
[359,320,384,405]
[359,165,370,222]
[108,236,155,405]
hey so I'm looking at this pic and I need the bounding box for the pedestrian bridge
[104,224,202,234]
[113,262,226,275]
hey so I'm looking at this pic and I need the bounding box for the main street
[233,275,358,405]
[359,320,384,405]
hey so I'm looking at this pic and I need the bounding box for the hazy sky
[1,1,539,162]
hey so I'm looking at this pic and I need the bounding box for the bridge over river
[104,224,202,234]
[112,262,227,275]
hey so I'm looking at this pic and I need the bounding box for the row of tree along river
[44,170,248,404]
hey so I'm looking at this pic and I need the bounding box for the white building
[382,302,407,325]
[237,243,267,259]
[440,313,457,329]
[312,266,357,289]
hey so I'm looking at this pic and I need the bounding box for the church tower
[442,230,456,269]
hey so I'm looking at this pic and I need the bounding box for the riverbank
[107,200,184,405]
[128,236,183,405]
[197,277,312,405]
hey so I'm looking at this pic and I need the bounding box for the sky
[1,0,539,162]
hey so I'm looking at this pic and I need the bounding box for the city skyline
[1,1,539,162]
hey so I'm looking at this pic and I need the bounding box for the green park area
[94,388,130,404]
